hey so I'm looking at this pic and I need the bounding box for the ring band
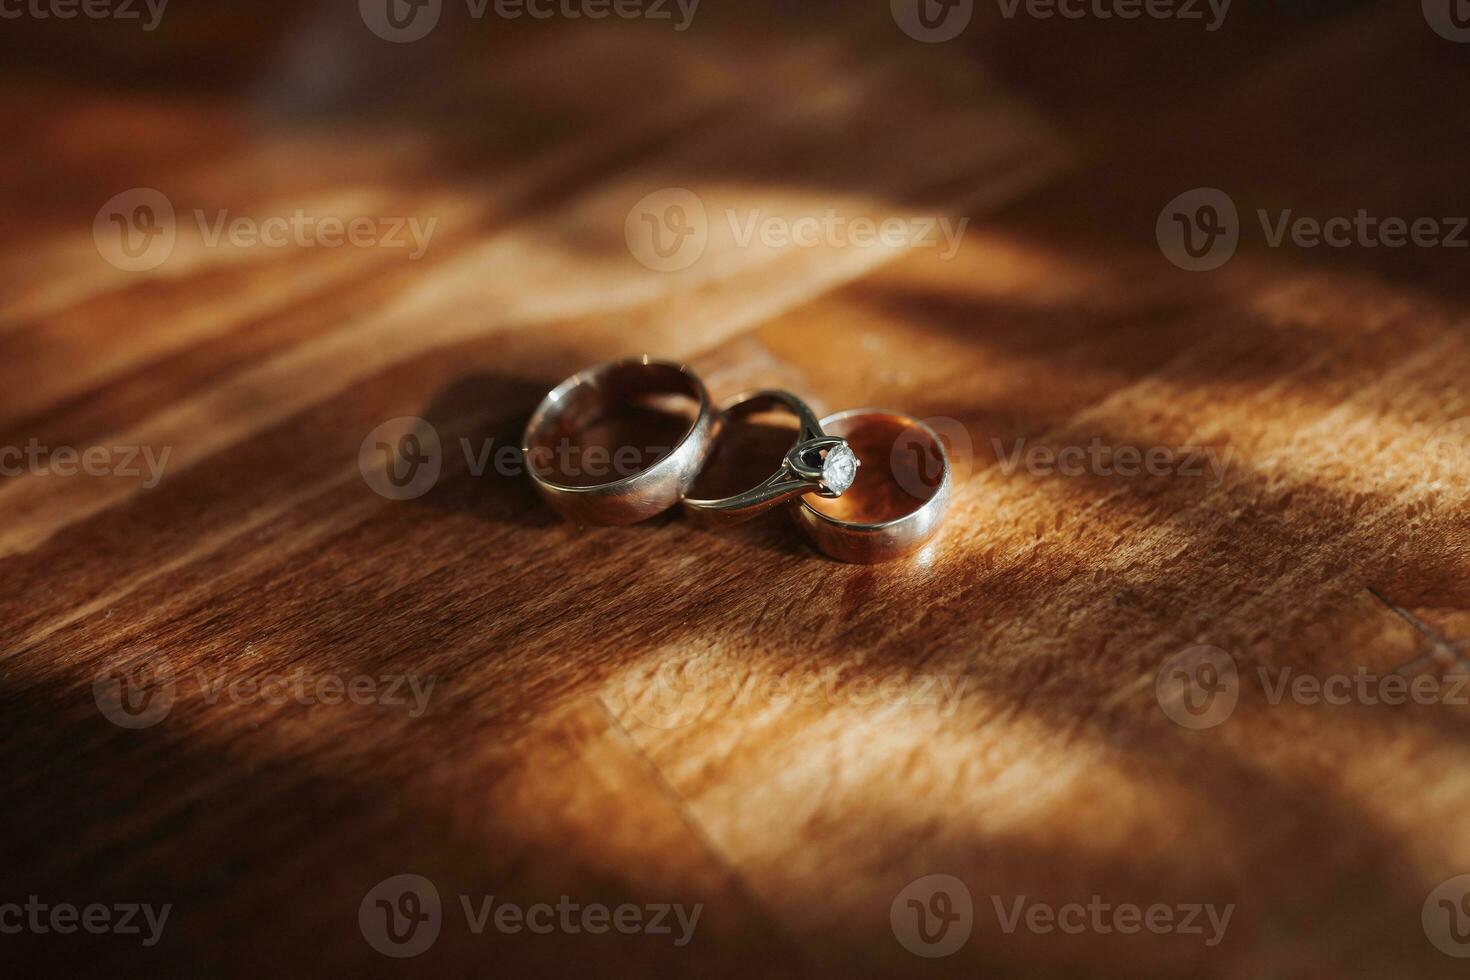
[522,357,716,525]
[681,390,859,527]
[790,409,951,562]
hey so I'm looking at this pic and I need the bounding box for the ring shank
[681,389,839,527]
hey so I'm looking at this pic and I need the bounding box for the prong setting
[787,436,858,497]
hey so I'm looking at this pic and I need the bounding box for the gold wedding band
[790,409,951,563]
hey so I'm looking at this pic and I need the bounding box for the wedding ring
[522,357,716,525]
[791,409,951,562]
[681,390,860,527]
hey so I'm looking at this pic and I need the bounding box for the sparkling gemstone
[822,444,859,494]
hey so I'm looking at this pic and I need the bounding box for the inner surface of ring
[804,414,943,524]
[687,406,798,501]
[526,363,700,488]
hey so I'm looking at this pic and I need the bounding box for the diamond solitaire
[822,443,859,495]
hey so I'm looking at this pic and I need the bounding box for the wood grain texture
[3,1,1469,976]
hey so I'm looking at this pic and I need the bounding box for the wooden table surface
[4,1,1470,976]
